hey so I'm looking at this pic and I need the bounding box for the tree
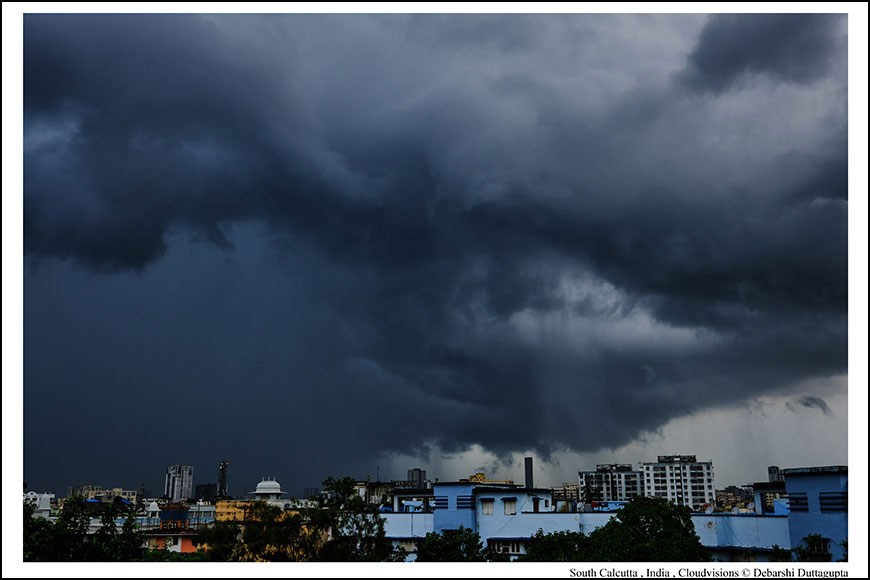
[24,496,146,561]
[310,476,405,562]
[768,544,793,562]
[584,496,711,561]
[415,526,487,562]
[793,534,832,562]
[516,496,711,562]
[519,529,588,562]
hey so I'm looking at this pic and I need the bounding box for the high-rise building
[578,464,644,502]
[164,465,194,502]
[407,468,427,489]
[195,483,217,502]
[218,460,229,497]
[524,457,534,489]
[640,455,714,511]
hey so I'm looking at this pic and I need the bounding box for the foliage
[836,540,847,562]
[768,544,793,562]
[519,529,587,562]
[793,533,832,562]
[518,496,711,562]
[415,526,487,562]
[310,476,405,562]
[192,476,404,562]
[585,496,712,561]
[24,496,146,561]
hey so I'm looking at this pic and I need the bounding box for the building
[752,481,788,515]
[217,460,230,497]
[67,485,138,505]
[195,483,217,502]
[144,503,198,554]
[380,475,792,562]
[640,455,715,511]
[251,477,285,505]
[782,466,847,562]
[407,468,428,489]
[164,465,194,502]
[578,464,645,503]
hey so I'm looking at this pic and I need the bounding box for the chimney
[524,457,534,489]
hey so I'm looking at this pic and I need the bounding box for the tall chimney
[524,457,534,489]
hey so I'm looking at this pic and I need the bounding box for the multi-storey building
[578,464,645,503]
[67,485,138,504]
[640,455,715,511]
[164,465,194,502]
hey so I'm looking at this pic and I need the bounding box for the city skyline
[11,11,861,506]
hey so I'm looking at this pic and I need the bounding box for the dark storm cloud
[680,14,846,92]
[23,14,847,491]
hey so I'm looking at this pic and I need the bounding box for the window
[504,498,516,515]
[481,499,494,515]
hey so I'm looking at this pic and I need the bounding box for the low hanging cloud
[788,396,834,416]
[23,14,848,490]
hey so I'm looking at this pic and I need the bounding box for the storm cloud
[23,14,848,494]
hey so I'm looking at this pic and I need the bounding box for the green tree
[584,496,711,561]
[415,526,488,562]
[192,520,242,561]
[768,544,793,562]
[310,476,405,562]
[793,534,832,562]
[519,529,588,562]
[516,496,711,562]
[24,496,146,561]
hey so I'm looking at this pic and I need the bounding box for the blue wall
[784,471,847,561]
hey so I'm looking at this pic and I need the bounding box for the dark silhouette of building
[217,460,229,497]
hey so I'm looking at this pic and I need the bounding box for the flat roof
[781,466,847,476]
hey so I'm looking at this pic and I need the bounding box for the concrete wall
[784,472,847,561]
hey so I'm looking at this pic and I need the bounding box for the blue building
[381,465,848,562]
[783,466,847,561]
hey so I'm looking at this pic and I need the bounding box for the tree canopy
[521,496,711,562]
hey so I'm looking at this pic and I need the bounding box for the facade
[408,468,428,489]
[217,460,229,497]
[380,477,797,562]
[782,466,847,561]
[68,485,138,504]
[144,503,198,553]
[195,483,217,502]
[641,455,715,511]
[164,465,194,502]
[578,464,645,503]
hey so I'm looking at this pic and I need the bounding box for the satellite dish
[705,506,714,514]
[731,507,739,514]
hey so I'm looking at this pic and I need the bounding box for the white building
[164,465,194,502]
[640,455,715,511]
[578,464,644,503]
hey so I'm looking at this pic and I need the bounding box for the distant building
[768,465,784,483]
[578,464,645,503]
[195,483,217,502]
[144,503,198,554]
[752,481,788,515]
[408,468,428,489]
[251,477,285,505]
[68,485,138,504]
[302,487,321,500]
[640,455,715,511]
[217,460,229,497]
[164,465,194,502]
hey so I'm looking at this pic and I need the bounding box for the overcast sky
[18,12,853,497]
